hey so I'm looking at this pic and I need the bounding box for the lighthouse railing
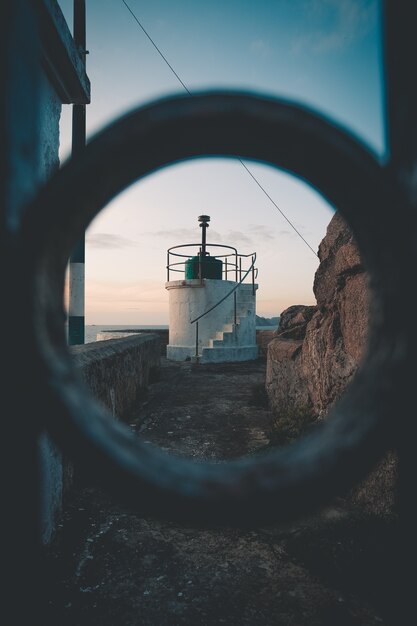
[190,252,257,357]
[166,243,258,358]
[167,243,248,282]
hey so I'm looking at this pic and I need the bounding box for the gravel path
[45,358,394,625]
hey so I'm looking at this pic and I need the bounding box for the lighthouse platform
[166,279,258,363]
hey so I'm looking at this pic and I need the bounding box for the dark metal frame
[68,0,86,346]
[20,91,407,522]
[2,0,415,620]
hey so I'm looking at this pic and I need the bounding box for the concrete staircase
[200,284,258,363]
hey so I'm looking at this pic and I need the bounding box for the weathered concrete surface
[36,0,90,545]
[37,68,64,546]
[44,359,394,625]
[96,329,169,356]
[71,334,160,419]
[166,280,258,363]
[41,334,161,543]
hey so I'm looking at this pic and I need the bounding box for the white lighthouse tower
[165,216,258,363]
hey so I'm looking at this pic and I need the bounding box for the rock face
[265,306,316,418]
[266,212,369,418]
[266,212,397,514]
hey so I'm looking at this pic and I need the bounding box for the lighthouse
[165,216,258,363]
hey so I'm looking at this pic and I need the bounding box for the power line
[238,160,318,257]
[121,0,190,94]
[121,0,318,258]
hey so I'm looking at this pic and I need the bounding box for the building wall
[38,71,62,181]
[166,279,238,350]
[166,279,257,361]
[37,73,63,545]
[4,0,90,549]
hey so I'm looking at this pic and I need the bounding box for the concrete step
[221,331,237,346]
[210,326,240,347]
[201,345,259,363]
[214,323,237,340]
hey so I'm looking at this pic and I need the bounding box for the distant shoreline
[84,321,279,344]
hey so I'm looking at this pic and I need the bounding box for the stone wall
[256,329,276,358]
[96,329,169,356]
[71,334,161,418]
[40,334,160,543]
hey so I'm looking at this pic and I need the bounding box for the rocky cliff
[266,212,396,513]
[266,212,368,418]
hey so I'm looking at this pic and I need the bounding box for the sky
[58,0,385,325]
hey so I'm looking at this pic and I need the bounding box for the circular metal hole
[19,92,411,525]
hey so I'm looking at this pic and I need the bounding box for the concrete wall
[71,334,161,418]
[38,72,64,545]
[96,329,169,356]
[40,334,160,543]
[166,279,257,361]
[38,72,62,181]
[166,279,237,351]
[22,0,90,548]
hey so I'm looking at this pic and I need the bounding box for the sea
[84,324,275,343]
[85,325,168,344]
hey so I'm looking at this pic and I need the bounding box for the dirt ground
[44,358,397,625]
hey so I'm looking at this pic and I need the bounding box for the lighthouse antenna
[198,215,210,257]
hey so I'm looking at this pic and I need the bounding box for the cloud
[147,224,280,252]
[248,224,276,241]
[86,233,136,249]
[292,0,377,54]
[149,228,223,243]
[226,230,252,247]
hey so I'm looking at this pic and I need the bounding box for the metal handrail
[167,242,257,358]
[190,253,257,359]
[190,252,257,325]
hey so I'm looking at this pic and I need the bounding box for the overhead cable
[121,0,318,257]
